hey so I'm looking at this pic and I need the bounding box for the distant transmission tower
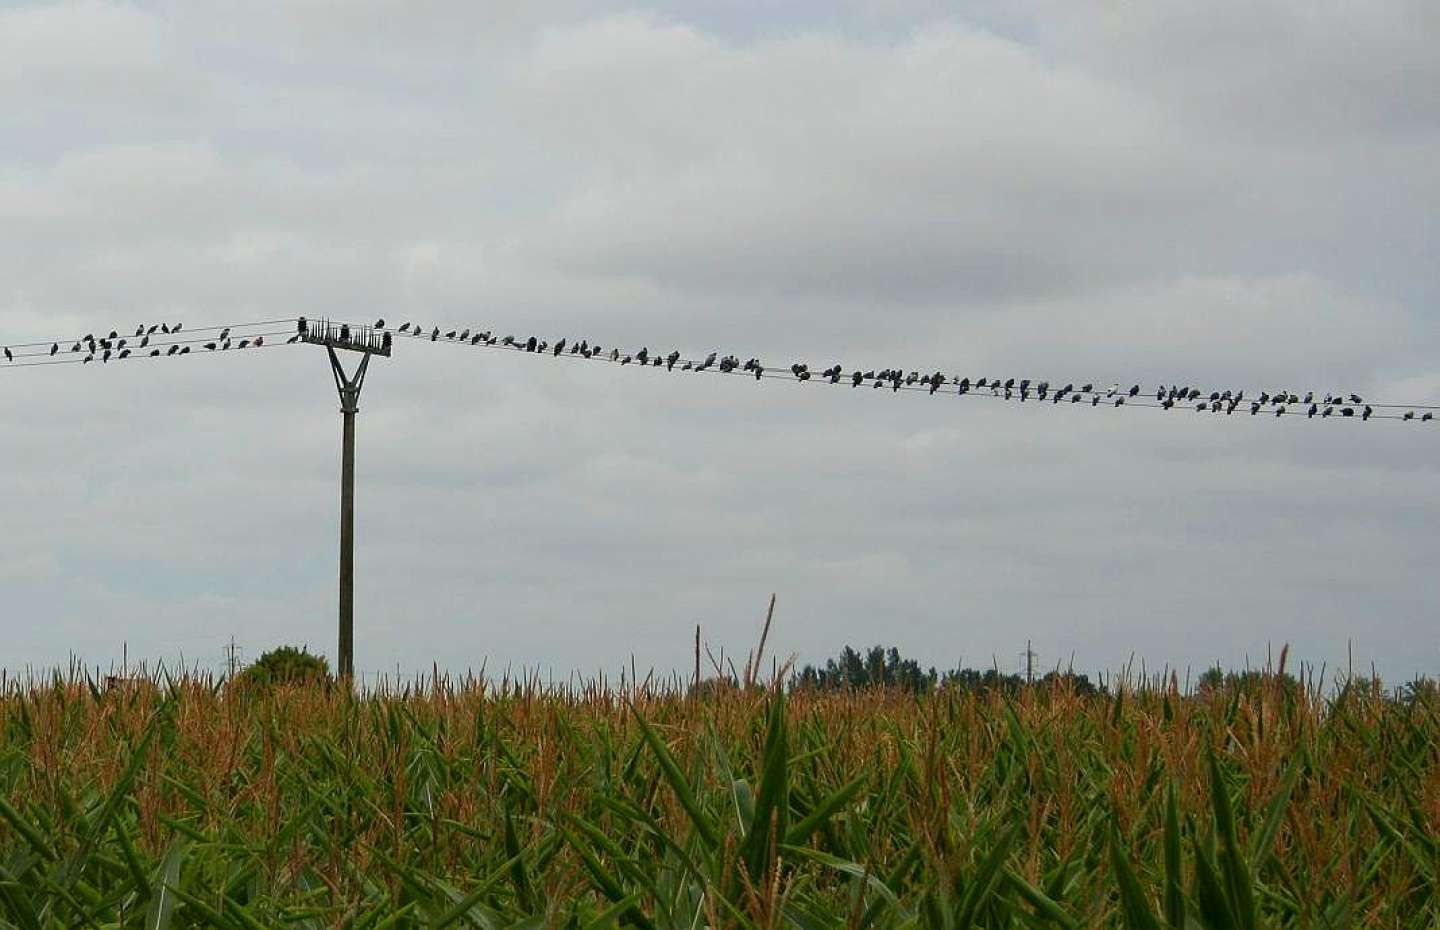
[1019,640,1038,685]
[223,636,244,678]
[298,318,391,682]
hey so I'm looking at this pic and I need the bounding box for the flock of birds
[0,320,294,365]
[3,315,1437,425]
[373,318,1437,424]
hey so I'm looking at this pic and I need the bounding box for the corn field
[0,669,1435,928]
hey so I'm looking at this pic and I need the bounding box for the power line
[0,318,298,353]
[5,313,1438,421]
[0,329,299,370]
[371,321,1440,422]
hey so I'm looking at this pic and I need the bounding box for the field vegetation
[0,654,1435,928]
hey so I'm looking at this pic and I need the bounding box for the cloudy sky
[3,0,1437,687]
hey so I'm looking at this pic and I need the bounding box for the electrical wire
[370,323,1440,423]
[4,313,1438,423]
[0,330,301,370]
[0,318,298,353]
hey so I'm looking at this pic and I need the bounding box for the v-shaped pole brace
[329,346,372,414]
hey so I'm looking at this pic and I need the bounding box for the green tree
[236,645,331,687]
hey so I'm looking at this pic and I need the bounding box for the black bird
[135,325,144,337]
[168,345,180,355]
[83,354,93,364]
[958,377,970,395]
[431,327,440,341]
[3,347,11,362]
[238,339,250,349]
[140,336,149,348]
[1196,402,1208,412]
[1403,411,1414,421]
[375,318,385,329]
[179,346,190,354]
[285,335,299,344]
[1422,413,1433,422]
[71,343,80,353]
[446,330,457,340]
[1363,406,1373,421]
[1128,384,1140,397]
[525,337,538,352]
[609,348,620,362]
[1114,397,1124,406]
[1249,402,1260,415]
[1091,395,1099,406]
[1163,398,1176,410]
[1081,383,1093,394]
[1341,407,1354,417]
[699,352,717,371]
[205,342,217,350]
[929,372,945,395]
[459,329,470,341]
[108,330,118,340]
[147,324,159,336]
[118,349,130,359]
[161,324,170,335]
[502,335,515,346]
[1349,394,1362,404]
[1275,405,1286,416]
[150,349,160,357]
[219,327,230,341]
[852,370,864,387]
[254,336,264,347]
[1322,406,1333,418]
[620,354,632,365]
[667,351,680,371]
[102,349,111,363]
[399,322,411,333]
[50,343,58,356]
[222,339,232,350]
[554,339,566,357]
[636,348,649,365]
[1307,404,1318,418]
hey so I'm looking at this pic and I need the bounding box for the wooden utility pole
[299,318,391,683]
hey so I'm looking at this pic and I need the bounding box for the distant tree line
[791,645,1099,696]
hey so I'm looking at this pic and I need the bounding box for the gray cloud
[2,0,1437,686]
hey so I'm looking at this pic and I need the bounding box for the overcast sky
[3,0,1437,687]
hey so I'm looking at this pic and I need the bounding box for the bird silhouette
[219,328,230,341]
[398,322,411,333]
[205,342,217,350]
[1403,411,1414,421]
[168,345,180,355]
[286,335,299,344]
[3,347,11,362]
[554,339,566,357]
[1424,413,1434,422]
[667,351,680,371]
[50,343,57,356]
[375,318,385,329]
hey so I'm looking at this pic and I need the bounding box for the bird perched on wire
[50,343,57,356]
[3,347,11,362]
[374,318,385,329]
